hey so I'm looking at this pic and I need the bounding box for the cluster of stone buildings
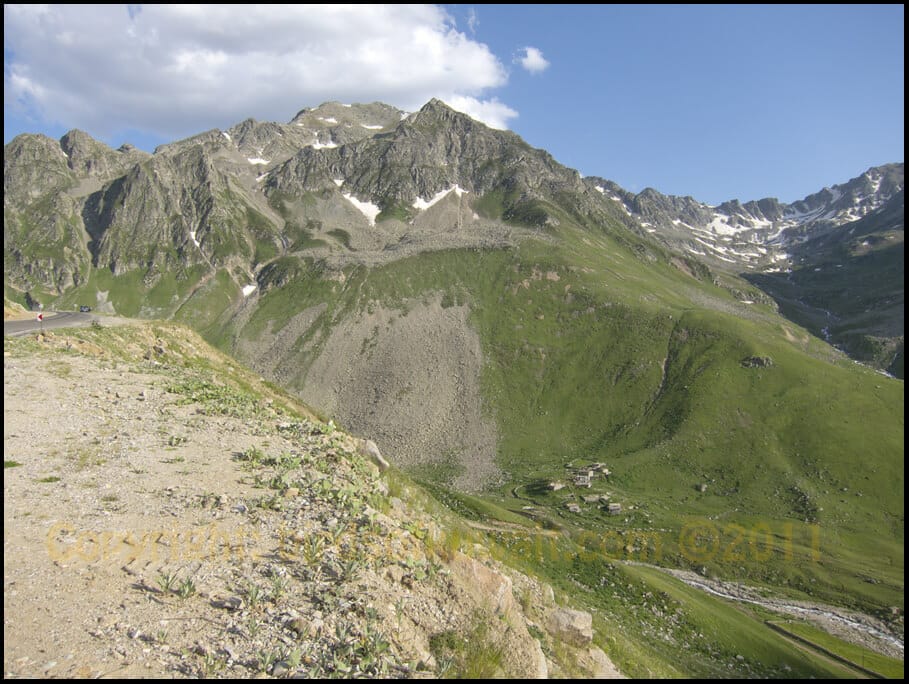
[548,463,623,516]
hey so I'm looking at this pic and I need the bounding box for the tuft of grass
[46,359,72,378]
[429,613,504,679]
[75,446,105,470]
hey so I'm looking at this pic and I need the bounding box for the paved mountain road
[3,312,132,337]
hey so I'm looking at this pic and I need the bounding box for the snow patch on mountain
[343,193,381,226]
[412,185,468,210]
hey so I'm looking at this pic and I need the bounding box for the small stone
[287,617,308,636]
[212,596,243,611]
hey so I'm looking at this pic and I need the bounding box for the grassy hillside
[189,212,904,623]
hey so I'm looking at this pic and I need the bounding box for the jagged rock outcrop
[4,134,89,293]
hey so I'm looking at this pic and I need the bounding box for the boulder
[546,608,593,646]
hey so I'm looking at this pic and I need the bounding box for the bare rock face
[546,608,594,647]
[443,552,550,678]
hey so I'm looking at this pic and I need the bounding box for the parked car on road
[79,305,92,312]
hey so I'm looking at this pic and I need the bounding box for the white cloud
[467,8,479,35]
[517,46,550,74]
[4,4,516,142]
[442,95,518,130]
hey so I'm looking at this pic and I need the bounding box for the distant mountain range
[589,164,902,271]
[5,100,902,374]
[586,164,904,375]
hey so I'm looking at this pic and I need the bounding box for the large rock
[449,553,516,616]
[546,608,593,646]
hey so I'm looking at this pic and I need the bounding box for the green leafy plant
[246,582,263,609]
[177,577,196,599]
[270,575,288,603]
[257,649,278,674]
[157,571,178,593]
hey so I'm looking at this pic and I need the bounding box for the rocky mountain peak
[265,95,586,222]
[3,133,74,202]
[408,98,479,132]
[59,128,99,152]
[4,132,69,164]
[59,128,148,179]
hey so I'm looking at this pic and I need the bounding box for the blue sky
[4,4,903,205]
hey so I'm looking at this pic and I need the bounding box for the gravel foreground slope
[3,323,622,679]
